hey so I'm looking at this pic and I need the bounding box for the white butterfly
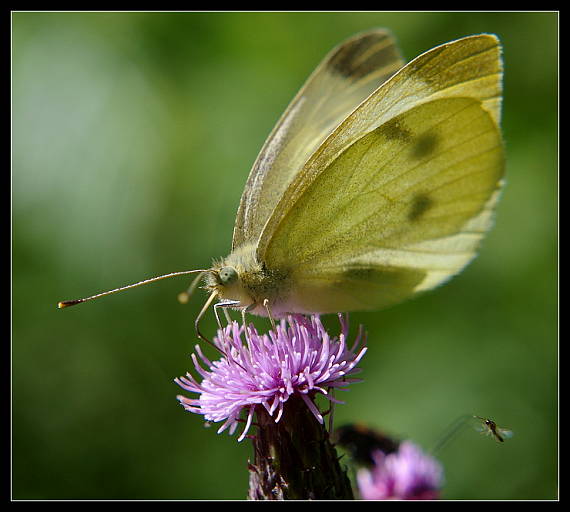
[60,29,505,342]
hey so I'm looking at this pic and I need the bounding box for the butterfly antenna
[177,271,206,304]
[57,269,210,309]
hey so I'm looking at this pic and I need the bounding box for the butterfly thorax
[204,243,291,316]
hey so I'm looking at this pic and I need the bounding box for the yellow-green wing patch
[262,97,504,313]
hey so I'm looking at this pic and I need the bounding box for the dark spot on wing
[336,264,426,305]
[328,33,400,81]
[342,265,425,287]
[412,132,439,159]
[380,118,412,143]
[408,193,433,221]
[337,265,427,308]
[405,45,446,87]
[343,266,376,280]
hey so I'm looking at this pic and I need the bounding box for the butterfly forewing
[232,29,405,250]
[256,34,503,258]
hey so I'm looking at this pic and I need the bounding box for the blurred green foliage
[12,11,558,500]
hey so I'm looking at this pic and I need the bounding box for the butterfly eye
[218,266,238,285]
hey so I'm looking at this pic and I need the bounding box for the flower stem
[248,395,354,500]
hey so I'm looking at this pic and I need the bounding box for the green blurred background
[12,11,558,500]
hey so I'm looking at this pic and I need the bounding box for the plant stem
[248,395,354,500]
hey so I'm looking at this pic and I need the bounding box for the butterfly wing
[255,34,503,313]
[232,29,405,250]
[258,34,502,248]
[256,79,504,313]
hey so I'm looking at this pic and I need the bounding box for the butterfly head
[205,264,239,296]
[204,254,256,308]
[217,266,238,286]
[204,244,288,314]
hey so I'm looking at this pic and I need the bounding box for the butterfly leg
[213,299,240,329]
[194,291,220,350]
[186,292,249,371]
[239,303,257,342]
[241,304,255,326]
[263,298,276,330]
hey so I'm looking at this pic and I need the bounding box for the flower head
[175,314,366,441]
[357,441,444,500]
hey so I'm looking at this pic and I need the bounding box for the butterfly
[59,29,505,341]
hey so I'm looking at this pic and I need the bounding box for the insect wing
[260,97,504,313]
[232,29,405,249]
[255,35,504,313]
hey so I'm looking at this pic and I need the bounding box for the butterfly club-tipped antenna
[57,269,211,310]
[57,267,246,361]
[177,271,206,305]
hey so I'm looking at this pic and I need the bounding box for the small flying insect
[474,416,513,443]
[432,413,513,454]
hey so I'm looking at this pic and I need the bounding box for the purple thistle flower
[175,314,366,442]
[356,441,444,500]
